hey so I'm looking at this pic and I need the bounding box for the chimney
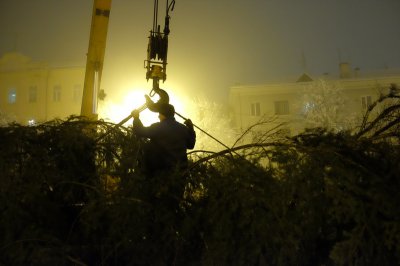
[339,62,351,78]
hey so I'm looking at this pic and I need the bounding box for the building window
[361,95,372,110]
[8,88,17,104]
[53,85,61,102]
[274,100,289,115]
[29,86,38,103]
[73,85,82,102]
[251,102,261,116]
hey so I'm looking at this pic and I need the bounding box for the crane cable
[152,0,174,33]
[153,0,158,33]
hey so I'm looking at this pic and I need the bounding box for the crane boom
[81,0,112,120]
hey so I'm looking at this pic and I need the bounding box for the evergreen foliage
[0,89,399,265]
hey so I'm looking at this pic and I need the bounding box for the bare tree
[187,97,238,152]
[300,79,357,131]
[0,109,16,126]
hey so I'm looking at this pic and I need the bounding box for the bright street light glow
[98,86,186,127]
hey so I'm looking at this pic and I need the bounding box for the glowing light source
[98,87,187,127]
[28,119,35,126]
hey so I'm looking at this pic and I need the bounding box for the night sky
[1,0,400,103]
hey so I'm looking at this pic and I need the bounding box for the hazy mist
[1,0,400,104]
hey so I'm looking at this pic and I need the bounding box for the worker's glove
[131,109,140,119]
[184,119,194,129]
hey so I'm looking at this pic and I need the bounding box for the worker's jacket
[133,117,196,174]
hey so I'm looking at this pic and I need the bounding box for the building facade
[229,63,400,136]
[0,52,84,125]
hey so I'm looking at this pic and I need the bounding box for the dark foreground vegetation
[1,90,400,265]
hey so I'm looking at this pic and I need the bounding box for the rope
[174,111,240,156]
[97,107,241,158]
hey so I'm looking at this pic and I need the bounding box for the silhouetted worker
[131,103,196,176]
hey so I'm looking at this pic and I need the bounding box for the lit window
[251,102,261,116]
[8,88,17,104]
[73,85,82,102]
[274,100,289,115]
[361,96,372,110]
[53,85,62,102]
[29,86,38,103]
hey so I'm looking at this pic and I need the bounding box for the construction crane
[80,0,112,120]
[86,0,232,152]
[80,0,173,119]
[113,0,176,124]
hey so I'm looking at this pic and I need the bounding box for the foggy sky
[1,0,400,103]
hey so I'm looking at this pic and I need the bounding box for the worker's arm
[132,110,159,138]
[184,119,196,149]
